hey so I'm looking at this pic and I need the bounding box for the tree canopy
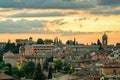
[36,38,44,44]
[34,63,46,80]
[3,40,21,54]
[54,60,63,71]
[48,66,53,79]
[97,39,102,45]
[23,61,35,79]
[44,39,53,44]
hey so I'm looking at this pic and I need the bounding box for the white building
[109,49,120,59]
[3,51,20,67]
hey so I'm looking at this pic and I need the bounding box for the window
[113,69,117,75]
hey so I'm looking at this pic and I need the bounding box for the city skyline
[0,0,120,44]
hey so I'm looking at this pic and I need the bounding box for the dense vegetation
[0,38,74,79]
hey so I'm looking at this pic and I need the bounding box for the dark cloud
[90,8,120,15]
[0,0,120,15]
[0,19,93,35]
[0,19,69,34]
[0,19,46,33]
[0,0,96,9]
[0,19,119,35]
[98,0,120,6]
[51,19,68,25]
[96,0,120,15]
[10,12,65,17]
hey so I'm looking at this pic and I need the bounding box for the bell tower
[19,45,25,66]
[102,33,108,45]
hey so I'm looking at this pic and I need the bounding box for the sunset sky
[0,0,120,45]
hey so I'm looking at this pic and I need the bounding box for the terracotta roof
[25,55,43,59]
[3,51,14,58]
[100,59,120,68]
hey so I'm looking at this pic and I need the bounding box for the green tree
[116,43,120,48]
[23,61,35,79]
[63,63,71,74]
[47,56,53,62]
[3,40,20,54]
[12,67,25,79]
[9,43,16,53]
[34,63,46,80]
[50,56,53,62]
[3,40,11,53]
[54,60,63,71]
[43,56,53,71]
[43,59,48,71]
[0,54,3,62]
[97,39,102,45]
[4,63,13,75]
[44,39,53,44]
[0,61,5,69]
[13,44,22,53]
[99,44,104,50]
[37,38,44,44]
[66,40,73,45]
[48,66,53,79]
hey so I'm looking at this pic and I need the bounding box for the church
[102,33,108,45]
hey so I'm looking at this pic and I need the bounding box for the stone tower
[102,33,108,45]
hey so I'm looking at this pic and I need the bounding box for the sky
[0,0,120,45]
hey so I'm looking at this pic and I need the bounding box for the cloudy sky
[0,0,120,44]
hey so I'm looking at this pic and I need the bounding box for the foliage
[97,39,102,45]
[4,63,13,75]
[54,60,63,71]
[43,59,48,71]
[13,44,22,53]
[0,61,5,69]
[48,56,53,62]
[44,39,53,44]
[66,40,74,45]
[23,61,35,79]
[36,38,44,44]
[34,63,46,80]
[48,66,53,79]
[43,56,53,71]
[3,42,15,53]
[12,67,25,79]
[63,64,70,74]
[62,62,74,74]
[0,54,3,62]
[116,43,120,48]
[3,40,21,54]
[98,44,104,50]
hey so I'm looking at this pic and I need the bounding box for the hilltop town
[0,33,120,80]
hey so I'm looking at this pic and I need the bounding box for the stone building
[3,51,20,67]
[99,60,120,75]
